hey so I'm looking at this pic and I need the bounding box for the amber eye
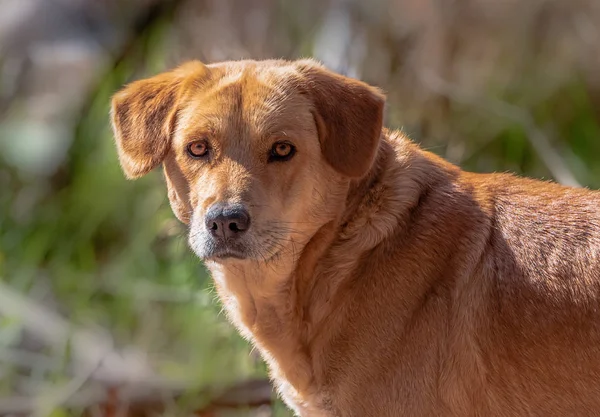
[269,141,296,162]
[187,140,209,158]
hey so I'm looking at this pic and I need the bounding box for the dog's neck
[206,131,439,401]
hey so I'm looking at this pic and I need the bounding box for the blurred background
[1,0,599,415]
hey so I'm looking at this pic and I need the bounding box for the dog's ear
[110,61,207,179]
[296,60,385,178]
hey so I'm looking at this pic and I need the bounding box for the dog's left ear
[296,60,385,178]
[110,61,207,179]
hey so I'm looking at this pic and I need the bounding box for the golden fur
[111,59,600,416]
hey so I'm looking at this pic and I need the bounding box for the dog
[110,59,600,416]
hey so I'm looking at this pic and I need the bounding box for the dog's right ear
[110,61,207,179]
[295,59,385,178]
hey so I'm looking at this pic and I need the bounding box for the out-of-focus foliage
[0,0,599,415]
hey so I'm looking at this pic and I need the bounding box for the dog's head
[111,59,385,263]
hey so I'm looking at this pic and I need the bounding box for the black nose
[204,203,251,239]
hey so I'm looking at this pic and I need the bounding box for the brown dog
[110,59,600,416]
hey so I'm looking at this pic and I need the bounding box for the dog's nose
[205,203,251,239]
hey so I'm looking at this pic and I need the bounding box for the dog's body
[111,59,600,416]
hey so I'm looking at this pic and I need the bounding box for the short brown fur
[111,59,600,417]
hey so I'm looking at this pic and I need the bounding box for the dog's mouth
[205,248,248,261]
[201,240,285,263]
[202,241,249,261]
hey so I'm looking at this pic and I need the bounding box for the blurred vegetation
[0,0,599,415]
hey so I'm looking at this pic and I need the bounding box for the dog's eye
[269,141,296,162]
[187,140,209,158]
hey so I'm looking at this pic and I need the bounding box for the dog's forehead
[205,60,302,111]
[207,59,300,82]
[179,60,313,140]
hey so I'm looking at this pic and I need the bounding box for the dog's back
[309,141,600,416]
[474,174,600,415]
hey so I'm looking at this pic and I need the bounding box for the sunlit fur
[112,59,600,417]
